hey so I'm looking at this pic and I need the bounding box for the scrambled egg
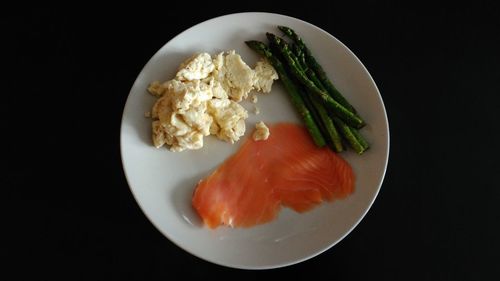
[150,79,213,151]
[176,53,214,81]
[252,121,270,141]
[253,59,279,93]
[148,51,278,151]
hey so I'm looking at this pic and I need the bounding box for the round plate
[120,12,389,269]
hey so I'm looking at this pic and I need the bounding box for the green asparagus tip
[244,40,258,47]
[266,32,283,41]
[244,40,273,58]
[277,26,291,33]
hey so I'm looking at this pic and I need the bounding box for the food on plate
[252,121,270,141]
[147,51,278,151]
[254,105,260,115]
[251,94,258,103]
[245,26,369,154]
[253,59,279,93]
[207,98,248,144]
[192,123,355,228]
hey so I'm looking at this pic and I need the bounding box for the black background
[5,3,500,280]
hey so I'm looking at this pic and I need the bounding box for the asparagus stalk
[292,44,308,71]
[310,96,344,152]
[351,127,370,151]
[305,58,368,153]
[269,31,368,153]
[245,40,326,147]
[278,26,357,114]
[266,32,365,129]
[284,29,368,154]
[305,63,367,153]
[332,116,368,154]
[288,42,344,152]
[304,69,344,152]
[299,88,329,142]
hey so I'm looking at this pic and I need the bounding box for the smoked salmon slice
[192,123,355,228]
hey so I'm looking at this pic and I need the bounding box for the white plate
[120,12,389,269]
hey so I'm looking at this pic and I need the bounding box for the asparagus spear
[292,44,308,71]
[310,95,344,152]
[332,116,368,154]
[245,40,326,147]
[286,43,344,152]
[278,26,357,114]
[351,127,370,151]
[299,88,329,142]
[304,69,344,152]
[269,32,368,153]
[289,37,367,153]
[266,32,365,129]
[306,52,370,154]
[305,57,368,153]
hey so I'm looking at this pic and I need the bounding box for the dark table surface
[5,4,500,280]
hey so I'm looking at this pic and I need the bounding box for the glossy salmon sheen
[192,123,355,228]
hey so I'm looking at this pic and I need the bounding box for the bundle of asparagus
[245,26,369,154]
